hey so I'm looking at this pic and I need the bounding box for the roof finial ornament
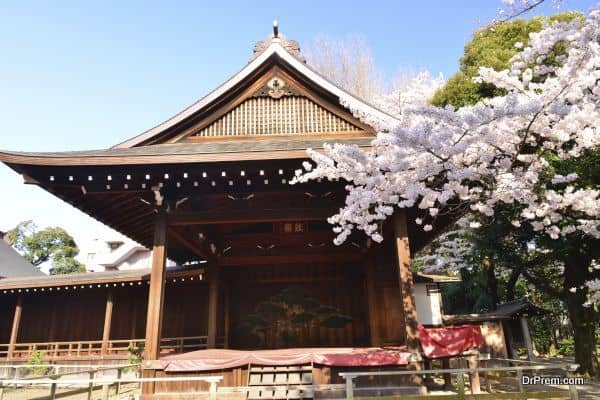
[273,19,279,38]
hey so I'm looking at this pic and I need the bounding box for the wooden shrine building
[0,28,458,398]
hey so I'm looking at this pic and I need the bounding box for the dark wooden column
[7,295,23,359]
[144,213,168,360]
[223,283,230,349]
[393,211,422,362]
[101,290,114,357]
[207,264,220,348]
[365,260,381,346]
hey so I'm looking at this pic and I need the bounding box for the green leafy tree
[7,221,86,275]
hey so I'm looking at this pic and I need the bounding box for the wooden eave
[0,137,372,167]
[0,267,205,291]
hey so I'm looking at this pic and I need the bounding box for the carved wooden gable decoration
[168,67,371,143]
[187,77,365,140]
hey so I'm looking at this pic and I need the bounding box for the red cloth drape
[160,347,412,372]
[418,324,484,359]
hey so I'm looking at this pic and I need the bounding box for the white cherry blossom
[294,7,600,252]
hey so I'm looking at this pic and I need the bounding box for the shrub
[126,342,144,372]
[26,350,51,376]
[556,338,575,357]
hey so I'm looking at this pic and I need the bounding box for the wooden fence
[0,360,581,400]
[340,362,580,400]
[0,335,211,359]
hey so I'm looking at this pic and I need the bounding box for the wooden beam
[207,264,219,348]
[394,210,423,387]
[218,253,361,266]
[221,231,335,247]
[168,226,212,261]
[168,208,335,225]
[101,290,114,357]
[7,295,23,360]
[143,213,168,361]
[365,260,381,347]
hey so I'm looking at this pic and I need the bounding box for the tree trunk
[506,265,523,302]
[486,256,499,308]
[564,255,599,377]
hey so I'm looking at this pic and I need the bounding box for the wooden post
[345,377,354,400]
[504,322,517,359]
[520,317,534,361]
[207,264,220,348]
[223,283,230,349]
[49,379,57,400]
[101,290,114,357]
[101,382,110,400]
[567,371,580,400]
[143,213,168,360]
[208,380,217,400]
[393,212,421,354]
[7,295,23,360]
[456,373,465,400]
[442,358,452,389]
[467,353,481,394]
[364,260,381,346]
[394,211,424,389]
[87,370,95,400]
[116,367,123,395]
[141,213,168,398]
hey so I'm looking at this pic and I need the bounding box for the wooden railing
[0,368,223,400]
[0,335,210,359]
[339,362,580,400]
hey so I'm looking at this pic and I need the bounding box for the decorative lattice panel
[192,95,363,138]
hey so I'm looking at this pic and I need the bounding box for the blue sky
[0,0,596,251]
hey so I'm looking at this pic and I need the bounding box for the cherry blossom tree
[295,7,600,374]
[497,0,563,22]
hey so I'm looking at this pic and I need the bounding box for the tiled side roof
[0,266,204,290]
[0,137,372,166]
[0,240,42,278]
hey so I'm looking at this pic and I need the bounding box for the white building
[80,231,175,272]
[413,273,460,326]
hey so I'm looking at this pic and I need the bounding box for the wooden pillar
[223,283,230,349]
[504,322,517,359]
[143,213,168,360]
[394,211,424,390]
[467,353,481,394]
[207,264,220,348]
[365,260,381,346]
[520,317,534,361]
[142,214,168,398]
[442,358,452,389]
[7,295,23,360]
[393,211,421,356]
[101,290,114,357]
